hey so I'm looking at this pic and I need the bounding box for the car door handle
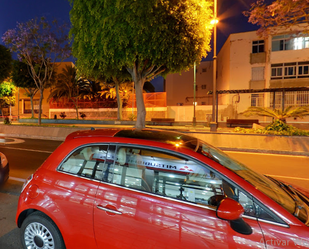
[97,205,122,215]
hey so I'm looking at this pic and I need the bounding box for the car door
[55,144,109,248]
[254,203,309,248]
[93,145,266,249]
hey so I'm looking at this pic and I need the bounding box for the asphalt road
[0,137,308,249]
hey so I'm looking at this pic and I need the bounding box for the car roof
[65,128,199,151]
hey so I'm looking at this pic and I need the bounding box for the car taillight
[21,174,33,193]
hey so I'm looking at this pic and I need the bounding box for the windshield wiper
[265,175,307,219]
[286,184,309,225]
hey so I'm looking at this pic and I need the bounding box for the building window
[298,62,309,78]
[271,92,309,108]
[251,67,264,81]
[24,99,39,114]
[252,40,264,53]
[272,34,309,51]
[251,94,264,107]
[201,84,207,89]
[271,62,309,80]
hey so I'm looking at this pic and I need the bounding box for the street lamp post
[193,61,196,126]
[210,0,218,132]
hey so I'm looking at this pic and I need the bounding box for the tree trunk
[38,88,44,125]
[128,60,147,129]
[134,79,146,129]
[72,97,79,119]
[30,96,34,119]
[115,79,123,120]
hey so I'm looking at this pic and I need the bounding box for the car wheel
[20,212,65,249]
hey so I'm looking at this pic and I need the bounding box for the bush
[128,113,136,121]
[79,112,86,119]
[60,112,66,119]
[234,120,309,136]
[3,117,11,125]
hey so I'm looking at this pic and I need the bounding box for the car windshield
[198,139,309,224]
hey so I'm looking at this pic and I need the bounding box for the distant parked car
[16,128,309,249]
[0,152,9,184]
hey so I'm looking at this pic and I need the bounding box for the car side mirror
[216,198,252,235]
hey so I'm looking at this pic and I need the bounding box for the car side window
[58,145,109,180]
[107,146,255,210]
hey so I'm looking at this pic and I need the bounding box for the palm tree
[103,80,133,120]
[241,106,309,123]
[48,65,80,119]
[78,78,106,100]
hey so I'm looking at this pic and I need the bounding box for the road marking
[9,176,26,183]
[225,150,309,158]
[0,137,25,144]
[267,174,309,181]
[0,146,53,154]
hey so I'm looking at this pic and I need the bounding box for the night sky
[1,0,260,91]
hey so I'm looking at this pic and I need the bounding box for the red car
[16,128,309,249]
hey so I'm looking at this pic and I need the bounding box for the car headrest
[80,147,93,161]
[117,148,126,166]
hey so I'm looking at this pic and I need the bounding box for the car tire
[20,212,66,249]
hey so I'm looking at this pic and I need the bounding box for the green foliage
[0,81,16,106]
[128,113,137,121]
[49,65,79,100]
[241,106,309,123]
[69,0,213,128]
[234,120,309,136]
[3,117,11,125]
[70,0,212,77]
[0,45,12,83]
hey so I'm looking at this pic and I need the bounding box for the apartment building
[166,26,309,123]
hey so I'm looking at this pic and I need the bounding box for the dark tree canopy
[12,60,37,89]
[0,45,12,83]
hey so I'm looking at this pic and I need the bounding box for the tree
[245,0,309,37]
[2,17,71,125]
[69,0,213,128]
[0,45,12,83]
[0,81,16,115]
[78,78,105,100]
[241,106,309,123]
[48,65,80,119]
[11,60,39,118]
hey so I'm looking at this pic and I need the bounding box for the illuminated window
[272,34,309,51]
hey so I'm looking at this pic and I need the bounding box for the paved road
[0,137,308,249]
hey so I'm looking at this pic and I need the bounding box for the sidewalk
[0,122,308,156]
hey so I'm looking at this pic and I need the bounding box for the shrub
[128,113,136,121]
[3,117,11,125]
[234,120,309,136]
[60,112,66,119]
[79,112,86,119]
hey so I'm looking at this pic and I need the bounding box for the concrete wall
[0,124,308,156]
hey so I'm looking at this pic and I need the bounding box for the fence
[49,92,167,109]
